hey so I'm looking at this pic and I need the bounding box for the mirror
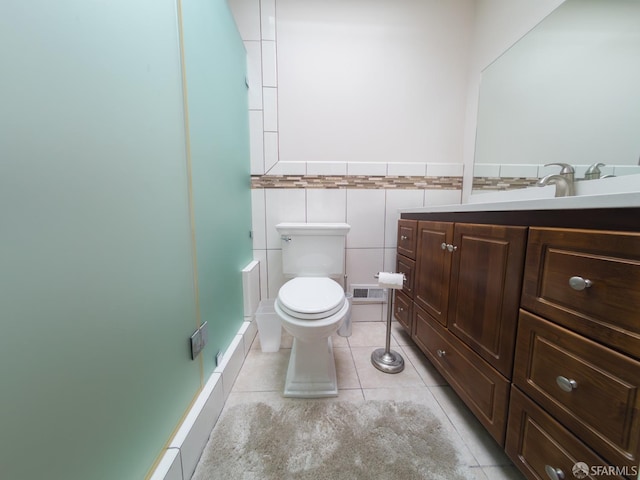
[473,0,640,194]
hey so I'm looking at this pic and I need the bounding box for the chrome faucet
[537,163,575,197]
[584,162,605,180]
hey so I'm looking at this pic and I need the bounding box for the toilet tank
[276,223,350,276]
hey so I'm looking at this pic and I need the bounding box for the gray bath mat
[191,400,473,479]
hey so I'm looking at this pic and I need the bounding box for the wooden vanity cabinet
[414,221,526,378]
[408,221,527,444]
[398,207,640,480]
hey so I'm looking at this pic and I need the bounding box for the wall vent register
[351,285,387,303]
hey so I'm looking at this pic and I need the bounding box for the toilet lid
[278,277,345,320]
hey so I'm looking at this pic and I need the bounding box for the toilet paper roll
[377,272,405,289]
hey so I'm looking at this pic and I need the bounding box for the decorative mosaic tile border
[251,175,462,190]
[472,177,538,191]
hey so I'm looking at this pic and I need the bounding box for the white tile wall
[250,189,266,249]
[267,161,306,176]
[266,249,284,298]
[253,249,268,300]
[383,248,397,274]
[473,164,500,177]
[613,165,640,176]
[244,41,263,110]
[263,87,278,132]
[425,189,462,206]
[387,162,427,177]
[260,0,276,41]
[252,184,460,314]
[427,163,464,177]
[214,335,245,401]
[499,164,538,178]
[230,0,464,319]
[346,189,386,248]
[347,162,388,176]
[307,189,347,223]
[346,248,384,286]
[227,0,260,41]
[263,132,279,172]
[265,189,306,248]
[384,190,425,248]
[307,162,348,176]
[261,41,277,87]
[249,111,264,174]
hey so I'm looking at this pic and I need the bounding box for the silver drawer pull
[544,465,565,480]
[398,307,404,312]
[441,242,447,250]
[400,235,408,240]
[556,376,578,392]
[447,244,457,252]
[569,276,592,291]
[436,349,446,358]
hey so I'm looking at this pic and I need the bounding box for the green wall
[0,1,251,479]
[182,0,254,374]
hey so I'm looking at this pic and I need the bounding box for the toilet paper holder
[371,272,405,374]
[373,272,406,282]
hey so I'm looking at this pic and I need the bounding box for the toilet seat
[278,277,345,320]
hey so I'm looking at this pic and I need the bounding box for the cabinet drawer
[397,219,418,260]
[393,290,412,332]
[396,254,415,297]
[412,304,510,445]
[522,227,640,358]
[514,310,640,469]
[506,386,626,480]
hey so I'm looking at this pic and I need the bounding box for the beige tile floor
[222,321,526,480]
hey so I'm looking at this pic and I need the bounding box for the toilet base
[284,337,338,398]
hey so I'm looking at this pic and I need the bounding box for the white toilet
[274,222,351,398]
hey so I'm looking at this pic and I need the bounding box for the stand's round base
[371,348,405,374]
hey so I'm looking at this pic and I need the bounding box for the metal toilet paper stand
[371,272,405,374]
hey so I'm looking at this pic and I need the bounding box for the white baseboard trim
[150,319,258,480]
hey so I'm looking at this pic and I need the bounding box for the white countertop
[400,191,640,214]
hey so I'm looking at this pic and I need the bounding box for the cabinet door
[447,223,527,378]
[414,221,453,326]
